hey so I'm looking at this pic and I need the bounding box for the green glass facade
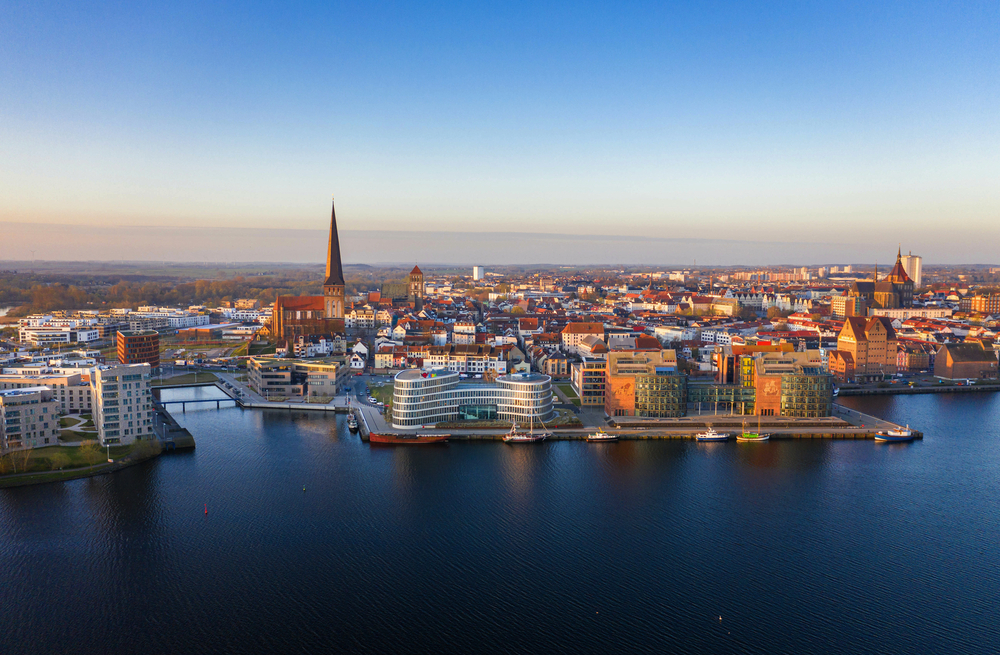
[634,372,687,417]
[687,382,756,415]
[779,371,833,418]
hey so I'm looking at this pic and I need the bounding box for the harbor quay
[152,379,921,443]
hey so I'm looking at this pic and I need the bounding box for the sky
[1,1,998,264]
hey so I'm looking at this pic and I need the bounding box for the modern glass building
[391,368,554,429]
[779,368,834,418]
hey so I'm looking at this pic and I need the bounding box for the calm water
[3,389,1000,654]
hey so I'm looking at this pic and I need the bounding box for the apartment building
[93,364,154,446]
[247,357,350,398]
[0,372,93,414]
[0,387,60,453]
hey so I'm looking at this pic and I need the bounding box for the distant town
[1,200,999,474]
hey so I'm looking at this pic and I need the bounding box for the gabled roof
[410,265,423,275]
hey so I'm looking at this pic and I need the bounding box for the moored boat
[736,431,769,442]
[347,415,359,432]
[587,430,619,442]
[503,423,547,443]
[695,427,729,442]
[875,425,914,442]
[369,432,448,445]
[736,417,769,442]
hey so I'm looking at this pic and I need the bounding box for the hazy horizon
[3,1,998,257]
[0,221,992,268]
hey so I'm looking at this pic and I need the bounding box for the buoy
[303,486,306,492]
[204,503,208,515]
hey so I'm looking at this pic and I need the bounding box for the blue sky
[1,1,998,263]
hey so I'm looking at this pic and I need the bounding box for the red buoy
[204,503,208,515]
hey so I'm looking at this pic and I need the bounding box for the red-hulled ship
[368,432,449,445]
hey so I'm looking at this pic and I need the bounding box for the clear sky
[2,1,998,263]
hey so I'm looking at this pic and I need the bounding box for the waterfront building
[934,343,999,381]
[570,357,606,407]
[247,357,350,398]
[0,387,60,453]
[391,368,554,429]
[834,316,898,382]
[92,364,154,446]
[753,352,833,418]
[117,330,160,368]
[686,380,754,415]
[604,350,679,417]
[0,372,92,414]
[270,198,346,342]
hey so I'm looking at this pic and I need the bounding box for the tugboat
[368,432,449,445]
[587,429,619,442]
[874,425,915,442]
[695,427,730,442]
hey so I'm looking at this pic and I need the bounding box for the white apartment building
[93,364,154,446]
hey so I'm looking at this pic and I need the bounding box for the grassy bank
[0,440,164,486]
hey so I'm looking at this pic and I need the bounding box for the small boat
[875,425,914,442]
[503,422,547,443]
[832,387,840,397]
[347,415,359,432]
[369,432,448,445]
[736,417,769,442]
[587,430,619,442]
[695,427,729,442]
[736,431,769,442]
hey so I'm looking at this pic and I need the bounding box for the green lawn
[369,383,394,407]
[0,442,154,476]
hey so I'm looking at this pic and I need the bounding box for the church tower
[323,197,346,319]
[409,265,424,310]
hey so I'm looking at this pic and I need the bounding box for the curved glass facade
[391,369,554,428]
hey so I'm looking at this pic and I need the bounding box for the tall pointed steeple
[322,196,346,320]
[324,196,345,287]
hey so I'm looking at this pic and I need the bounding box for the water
[3,390,1000,654]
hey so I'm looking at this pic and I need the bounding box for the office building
[391,369,554,428]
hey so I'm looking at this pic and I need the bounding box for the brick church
[269,198,347,342]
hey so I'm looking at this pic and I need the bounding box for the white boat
[696,427,730,442]
[503,424,547,443]
[875,425,915,442]
[587,430,619,442]
[503,415,548,443]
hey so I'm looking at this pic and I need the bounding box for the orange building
[117,330,160,368]
[604,350,678,417]
[834,316,898,382]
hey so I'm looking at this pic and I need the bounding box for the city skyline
[2,1,998,258]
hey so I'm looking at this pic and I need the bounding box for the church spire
[324,196,345,287]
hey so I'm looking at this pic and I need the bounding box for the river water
[2,389,1000,654]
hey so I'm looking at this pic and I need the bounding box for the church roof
[885,250,911,284]
[411,265,423,275]
[324,197,346,287]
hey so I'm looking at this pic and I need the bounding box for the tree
[48,450,70,471]
[14,447,33,474]
[80,441,102,467]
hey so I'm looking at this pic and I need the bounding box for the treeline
[0,272,378,316]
